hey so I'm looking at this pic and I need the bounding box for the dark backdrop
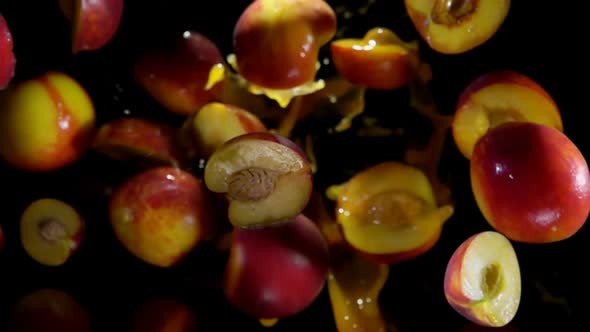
[0,1,587,331]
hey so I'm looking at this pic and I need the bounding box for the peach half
[0,71,96,172]
[204,132,313,228]
[232,0,337,90]
[109,167,213,267]
[452,70,563,159]
[0,14,15,89]
[92,117,185,167]
[405,0,510,54]
[333,161,453,264]
[128,298,198,332]
[59,0,124,53]
[331,27,415,90]
[180,102,267,159]
[133,31,225,115]
[224,214,329,319]
[10,288,90,332]
[471,122,590,243]
[444,231,521,327]
[20,198,85,267]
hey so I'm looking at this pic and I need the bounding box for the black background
[0,0,587,331]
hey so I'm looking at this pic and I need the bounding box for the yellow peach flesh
[20,198,83,266]
[453,83,563,159]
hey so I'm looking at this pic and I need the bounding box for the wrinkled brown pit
[227,167,280,202]
[481,263,502,298]
[431,0,477,26]
[38,218,67,242]
[362,190,427,227]
[488,109,525,129]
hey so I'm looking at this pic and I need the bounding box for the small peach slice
[331,27,414,90]
[204,132,313,228]
[452,70,563,159]
[129,298,198,332]
[0,71,96,172]
[444,231,521,327]
[180,102,267,159]
[334,161,453,264]
[92,117,184,167]
[328,255,389,332]
[20,198,85,267]
[10,288,90,332]
[59,0,124,53]
[405,0,510,54]
[0,14,16,89]
[109,167,213,267]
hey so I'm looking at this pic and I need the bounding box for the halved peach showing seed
[452,70,563,159]
[405,0,510,54]
[330,27,415,90]
[204,132,313,228]
[92,117,185,167]
[20,198,85,267]
[179,102,267,159]
[332,161,453,264]
[10,288,90,332]
[444,231,521,327]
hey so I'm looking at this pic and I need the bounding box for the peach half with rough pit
[233,0,337,90]
[405,0,510,54]
[471,122,590,243]
[330,27,416,90]
[92,117,185,167]
[58,0,124,53]
[129,298,198,332]
[109,167,213,267]
[0,71,96,172]
[134,31,225,115]
[20,198,85,267]
[224,214,329,319]
[204,132,313,228]
[452,70,563,159]
[180,102,267,159]
[332,161,453,264]
[444,231,521,327]
[10,288,90,332]
[0,14,15,89]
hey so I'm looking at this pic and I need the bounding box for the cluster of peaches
[1,0,589,331]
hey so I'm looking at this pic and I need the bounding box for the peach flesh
[471,122,590,243]
[452,70,563,160]
[0,14,15,89]
[224,214,329,319]
[444,231,521,327]
[20,198,85,267]
[109,167,213,267]
[204,132,312,228]
[405,0,510,54]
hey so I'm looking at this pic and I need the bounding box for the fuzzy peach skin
[134,31,225,115]
[331,27,414,90]
[92,117,185,166]
[0,71,96,172]
[404,0,510,54]
[233,0,337,89]
[0,14,15,89]
[471,122,590,243]
[224,214,329,319]
[59,0,124,53]
[109,167,213,267]
[444,231,521,327]
[452,70,563,160]
[181,102,267,159]
[10,288,90,332]
[334,161,453,264]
